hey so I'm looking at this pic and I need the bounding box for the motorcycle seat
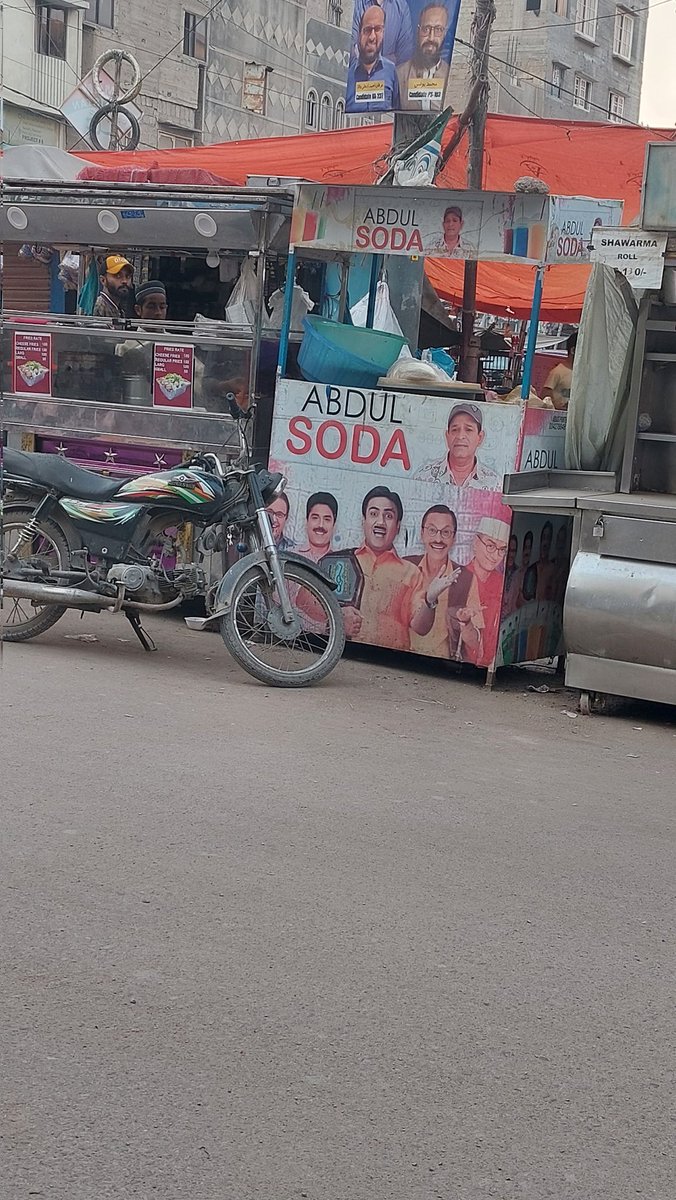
[3,449,129,501]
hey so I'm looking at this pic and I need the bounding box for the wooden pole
[458,0,496,382]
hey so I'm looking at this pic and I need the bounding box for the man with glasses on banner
[351,0,414,69]
[346,5,401,113]
[411,516,511,666]
[397,4,451,111]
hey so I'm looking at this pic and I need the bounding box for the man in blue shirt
[351,0,414,65]
[346,5,401,113]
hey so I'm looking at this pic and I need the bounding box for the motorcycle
[0,406,345,687]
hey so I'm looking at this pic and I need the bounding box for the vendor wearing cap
[94,254,135,320]
[415,402,500,489]
[115,279,168,399]
[134,279,168,326]
[411,515,511,666]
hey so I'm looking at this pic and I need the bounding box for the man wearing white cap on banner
[415,403,500,489]
[411,515,511,665]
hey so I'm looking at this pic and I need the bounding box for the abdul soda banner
[346,0,462,114]
[269,380,524,668]
[290,186,624,264]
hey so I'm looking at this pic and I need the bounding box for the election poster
[268,380,524,669]
[346,0,462,115]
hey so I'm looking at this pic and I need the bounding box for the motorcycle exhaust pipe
[2,578,117,610]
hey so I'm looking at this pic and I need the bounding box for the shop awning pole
[276,248,296,377]
[365,255,381,328]
[521,265,545,399]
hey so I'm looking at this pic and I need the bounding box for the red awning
[78,115,676,319]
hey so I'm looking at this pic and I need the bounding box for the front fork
[249,475,295,625]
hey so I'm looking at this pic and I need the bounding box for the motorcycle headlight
[258,471,286,504]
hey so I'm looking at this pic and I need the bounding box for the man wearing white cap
[410,514,511,665]
[415,402,500,489]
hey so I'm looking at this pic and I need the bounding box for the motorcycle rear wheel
[220,560,345,687]
[1,506,70,641]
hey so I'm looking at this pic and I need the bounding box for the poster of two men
[345,0,461,115]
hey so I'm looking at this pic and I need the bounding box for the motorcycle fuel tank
[114,467,226,512]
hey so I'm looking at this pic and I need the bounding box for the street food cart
[0,179,294,474]
[503,142,676,710]
[268,183,621,680]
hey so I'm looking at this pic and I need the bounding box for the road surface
[2,612,674,1200]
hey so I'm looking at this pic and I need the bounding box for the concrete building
[446,0,647,125]
[203,0,364,143]
[0,0,206,150]
[0,0,367,151]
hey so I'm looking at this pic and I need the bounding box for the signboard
[12,332,52,397]
[590,227,667,290]
[640,142,676,231]
[518,408,568,473]
[547,196,625,264]
[61,68,143,150]
[347,0,462,114]
[496,512,571,668]
[290,185,623,265]
[269,380,524,668]
[152,345,194,409]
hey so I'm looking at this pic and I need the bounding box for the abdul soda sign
[269,379,526,669]
[290,186,624,265]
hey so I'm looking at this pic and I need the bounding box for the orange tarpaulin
[80,115,675,320]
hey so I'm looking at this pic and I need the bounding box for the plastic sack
[265,284,314,332]
[350,280,404,337]
[383,357,450,386]
[225,259,258,328]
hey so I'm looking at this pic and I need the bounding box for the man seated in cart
[93,254,136,321]
[115,280,169,400]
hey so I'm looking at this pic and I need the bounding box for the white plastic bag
[350,280,404,337]
[225,259,258,328]
[265,284,314,332]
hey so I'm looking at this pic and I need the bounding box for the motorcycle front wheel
[220,560,345,687]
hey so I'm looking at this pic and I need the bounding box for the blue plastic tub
[298,316,407,388]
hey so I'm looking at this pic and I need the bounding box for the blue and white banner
[346,0,462,115]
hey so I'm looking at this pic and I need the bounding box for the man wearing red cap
[411,515,511,665]
[93,254,134,320]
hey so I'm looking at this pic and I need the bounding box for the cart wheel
[579,691,593,716]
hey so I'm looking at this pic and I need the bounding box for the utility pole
[458,0,496,382]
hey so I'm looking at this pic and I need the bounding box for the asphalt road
[1,612,674,1200]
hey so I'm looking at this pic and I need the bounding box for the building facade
[0,0,377,153]
[446,0,647,125]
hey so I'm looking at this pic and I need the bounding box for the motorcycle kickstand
[124,610,157,653]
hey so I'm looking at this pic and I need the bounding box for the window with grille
[549,64,563,99]
[306,89,318,129]
[613,9,634,59]
[327,0,342,26]
[608,91,625,122]
[334,98,346,129]
[85,0,114,27]
[36,5,67,58]
[320,94,333,131]
[575,0,598,40]
[573,74,592,110]
[183,12,207,60]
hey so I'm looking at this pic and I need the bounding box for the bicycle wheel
[220,561,345,687]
